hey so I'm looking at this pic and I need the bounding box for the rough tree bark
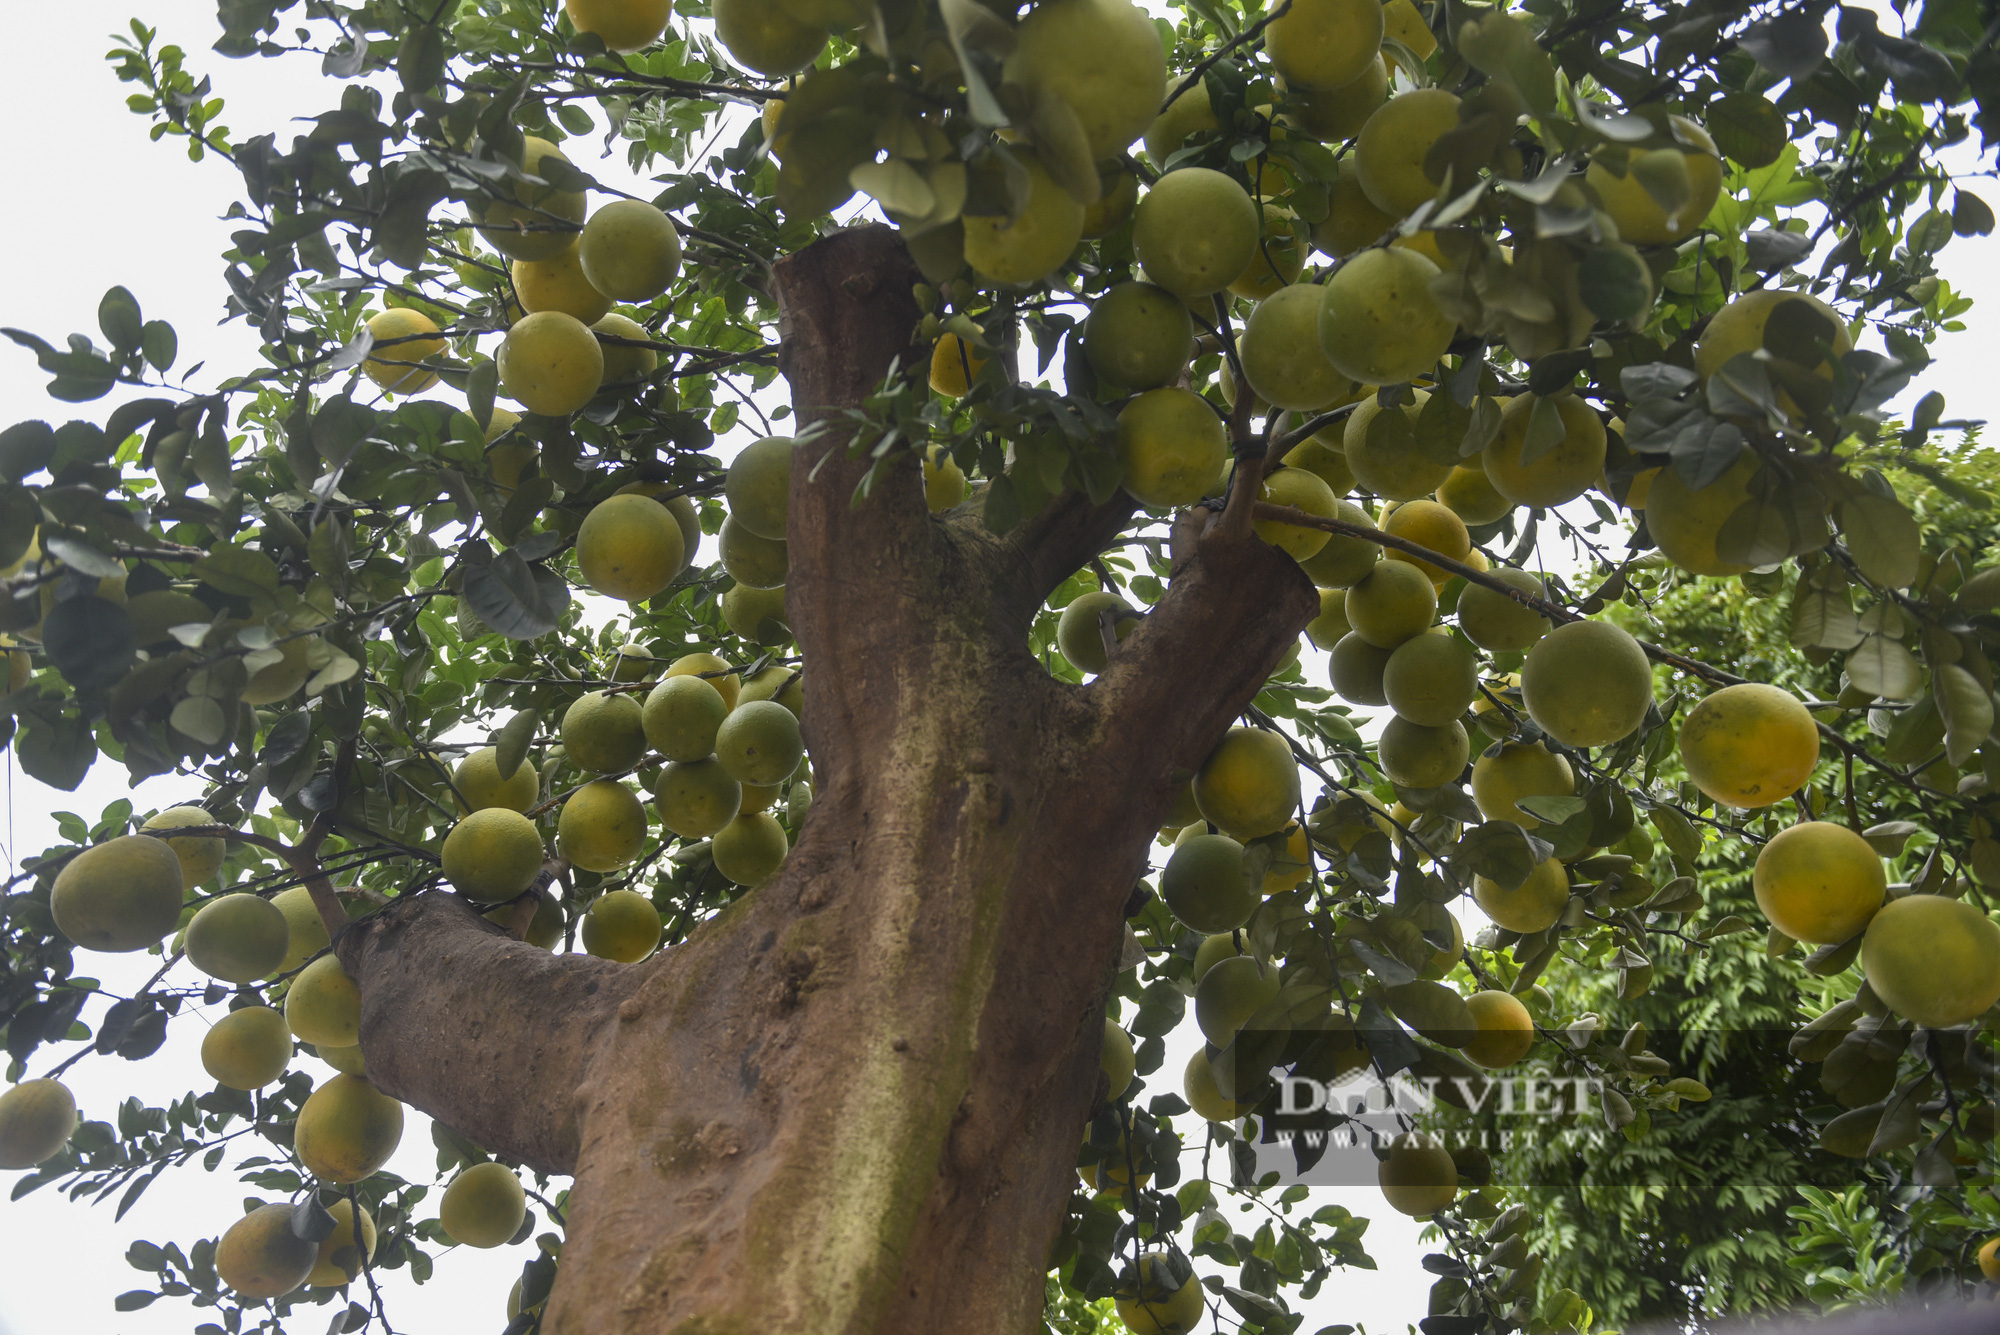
[336,224,1318,1335]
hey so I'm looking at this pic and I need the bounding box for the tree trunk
[340,225,1317,1334]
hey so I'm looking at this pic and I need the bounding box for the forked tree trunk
[338,226,1317,1334]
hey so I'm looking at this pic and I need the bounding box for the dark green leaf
[1707,91,1788,168]
[0,420,56,481]
[16,712,95,790]
[461,549,568,639]
[1739,11,1827,79]
[42,596,137,691]
[98,287,144,354]
[492,708,540,781]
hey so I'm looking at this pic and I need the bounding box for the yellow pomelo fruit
[1005,0,1165,160]
[442,808,546,903]
[1306,587,1352,651]
[656,758,743,838]
[1320,247,1456,386]
[725,434,794,540]
[1379,1134,1458,1216]
[1482,395,1607,507]
[1145,76,1218,164]
[307,1198,378,1287]
[286,953,362,1048]
[513,242,612,325]
[667,652,741,710]
[578,493,683,603]
[1099,1019,1136,1101]
[1432,463,1504,527]
[1056,590,1138,674]
[1862,893,2000,1028]
[1457,567,1550,653]
[718,515,789,589]
[294,1074,404,1183]
[1753,820,1885,945]
[471,137,587,262]
[1522,618,1654,748]
[1190,932,1247,983]
[452,745,540,813]
[738,781,784,814]
[499,311,603,416]
[558,779,648,873]
[1381,499,1470,583]
[1382,0,1437,56]
[1313,156,1397,258]
[1474,858,1570,934]
[484,889,563,952]
[1355,89,1461,216]
[52,834,185,953]
[578,198,680,297]
[361,308,446,394]
[1383,633,1478,727]
[1195,955,1283,1046]
[715,699,805,785]
[1267,0,1384,90]
[489,436,537,493]
[1643,452,1759,578]
[928,333,990,397]
[642,674,729,761]
[713,811,790,885]
[1981,1236,2000,1283]
[581,888,662,963]
[441,1161,527,1249]
[1281,57,1387,142]
[0,1079,76,1169]
[1680,683,1819,809]
[592,312,659,387]
[1082,281,1194,391]
[1255,466,1338,560]
[1241,284,1354,411]
[1343,390,1448,501]
[1082,166,1139,238]
[1194,727,1301,841]
[1300,499,1381,587]
[923,446,967,512]
[186,893,290,984]
[562,690,647,773]
[202,1005,293,1091]
[1132,168,1261,300]
[218,1203,317,1299]
[723,582,791,645]
[1470,741,1573,828]
[567,0,673,50]
[1378,716,1469,789]
[1282,430,1356,496]
[317,1042,368,1076]
[272,886,332,976]
[1695,289,1852,415]
[1117,386,1227,509]
[241,637,314,705]
[714,0,826,74]
[1586,118,1722,246]
[1162,834,1253,933]
[1228,204,1308,300]
[961,154,1085,286]
[1262,822,1312,894]
[144,804,226,889]
[1461,990,1534,1069]
[1115,1257,1205,1335]
[1343,559,1437,649]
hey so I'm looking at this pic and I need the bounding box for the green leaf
[461,549,569,640]
[1789,584,1864,651]
[98,287,144,354]
[1516,396,1566,466]
[1836,492,1920,589]
[1383,979,1474,1042]
[1707,91,1787,169]
[15,712,95,790]
[467,360,498,431]
[41,596,137,692]
[492,708,540,782]
[1934,663,1994,767]
[1846,635,1925,700]
[194,545,281,598]
[140,321,176,372]
[0,420,56,481]
[169,696,230,747]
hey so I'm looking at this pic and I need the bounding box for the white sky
[4,3,1997,1334]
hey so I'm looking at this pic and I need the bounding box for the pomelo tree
[3,1,2000,1333]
